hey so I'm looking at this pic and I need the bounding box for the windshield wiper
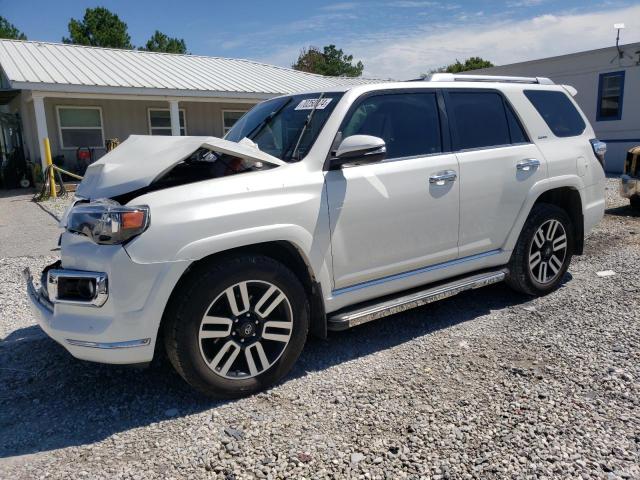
[289,92,326,161]
[246,98,292,141]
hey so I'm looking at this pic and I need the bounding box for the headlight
[66,199,150,245]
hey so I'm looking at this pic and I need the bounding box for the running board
[327,269,507,331]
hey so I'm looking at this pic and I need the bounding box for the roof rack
[426,73,555,85]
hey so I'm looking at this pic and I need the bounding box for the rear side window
[342,92,441,159]
[524,90,586,137]
[505,104,528,144]
[447,92,514,150]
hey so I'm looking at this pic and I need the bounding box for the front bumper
[24,267,154,363]
[23,234,191,365]
[620,175,638,199]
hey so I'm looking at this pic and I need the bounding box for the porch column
[169,99,180,136]
[32,94,49,170]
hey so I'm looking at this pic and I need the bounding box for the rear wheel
[506,204,574,296]
[631,196,640,211]
[164,255,309,398]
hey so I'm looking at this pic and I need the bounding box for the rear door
[444,89,546,257]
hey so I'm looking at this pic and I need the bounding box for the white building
[0,40,375,187]
[477,42,640,173]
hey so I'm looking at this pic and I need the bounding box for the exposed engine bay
[74,135,285,203]
[113,148,274,204]
[149,148,271,190]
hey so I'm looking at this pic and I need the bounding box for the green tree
[293,44,364,77]
[62,7,132,49]
[139,30,187,54]
[0,16,27,40]
[425,57,494,76]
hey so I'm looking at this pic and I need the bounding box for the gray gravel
[37,195,74,222]
[1,179,639,479]
[0,190,64,259]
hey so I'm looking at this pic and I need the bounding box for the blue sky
[2,0,640,78]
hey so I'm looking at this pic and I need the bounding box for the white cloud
[321,2,359,11]
[507,0,547,7]
[343,4,640,78]
[386,1,438,7]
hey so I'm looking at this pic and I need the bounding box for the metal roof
[0,40,380,99]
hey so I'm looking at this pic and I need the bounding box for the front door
[325,91,460,290]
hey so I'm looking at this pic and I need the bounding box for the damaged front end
[75,135,285,202]
[59,134,285,228]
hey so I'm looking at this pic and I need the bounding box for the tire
[505,203,574,296]
[631,196,640,211]
[163,255,309,398]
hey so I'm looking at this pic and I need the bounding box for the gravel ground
[38,195,74,222]
[0,190,63,259]
[1,179,638,479]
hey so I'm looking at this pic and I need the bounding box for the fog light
[58,277,97,301]
[47,269,109,307]
[77,279,96,299]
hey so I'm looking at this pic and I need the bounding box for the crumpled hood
[76,135,285,200]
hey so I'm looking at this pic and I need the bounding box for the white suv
[25,74,606,397]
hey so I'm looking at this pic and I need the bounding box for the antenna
[614,23,625,58]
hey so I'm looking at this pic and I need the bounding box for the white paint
[169,100,181,137]
[28,79,606,366]
[596,270,616,277]
[75,134,284,199]
[32,94,48,170]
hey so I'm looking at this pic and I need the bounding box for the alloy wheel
[528,219,568,285]
[198,280,293,379]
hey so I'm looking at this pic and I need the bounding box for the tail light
[590,139,606,169]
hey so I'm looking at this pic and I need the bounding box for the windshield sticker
[294,98,333,111]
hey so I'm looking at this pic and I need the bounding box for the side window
[505,103,528,144]
[597,71,625,121]
[342,93,442,159]
[524,90,586,137]
[447,92,511,150]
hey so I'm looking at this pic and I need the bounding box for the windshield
[225,92,344,162]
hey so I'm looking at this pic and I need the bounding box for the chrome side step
[327,269,507,331]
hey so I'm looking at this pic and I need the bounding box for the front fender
[175,223,312,262]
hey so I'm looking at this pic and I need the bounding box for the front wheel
[163,255,309,398]
[630,196,640,211]
[506,204,574,296]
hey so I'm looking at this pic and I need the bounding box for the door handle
[516,159,540,171]
[429,170,457,185]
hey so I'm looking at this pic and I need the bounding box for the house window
[56,106,104,149]
[222,110,247,135]
[148,108,187,135]
[597,71,625,121]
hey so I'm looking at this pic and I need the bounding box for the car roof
[281,80,569,98]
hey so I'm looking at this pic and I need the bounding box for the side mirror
[331,135,386,169]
